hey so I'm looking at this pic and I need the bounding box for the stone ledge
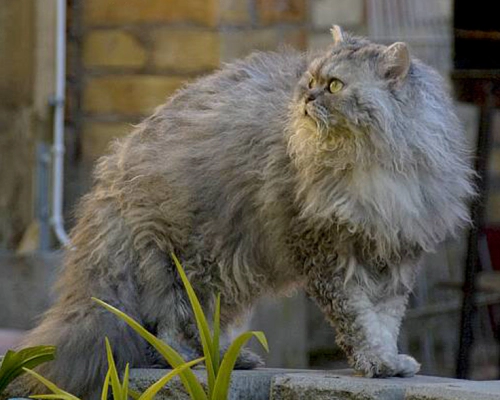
[129,368,297,400]
[128,368,500,400]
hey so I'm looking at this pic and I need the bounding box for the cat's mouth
[304,103,338,129]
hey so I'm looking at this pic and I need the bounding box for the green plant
[25,338,204,400]
[93,254,269,399]
[0,345,56,394]
[22,254,268,399]
[170,253,269,400]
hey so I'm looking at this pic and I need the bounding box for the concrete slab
[3,366,500,400]
[270,371,458,400]
[0,329,24,354]
[129,368,306,400]
[270,370,500,400]
[130,368,496,400]
[405,380,500,400]
[0,252,61,330]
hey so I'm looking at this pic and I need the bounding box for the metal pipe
[51,0,71,246]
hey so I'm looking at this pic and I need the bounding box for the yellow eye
[329,78,344,93]
[308,77,315,89]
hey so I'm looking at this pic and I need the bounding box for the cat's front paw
[394,354,420,377]
[353,353,420,378]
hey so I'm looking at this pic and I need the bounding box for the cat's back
[168,49,306,117]
[114,48,307,186]
[129,49,307,146]
[102,49,307,232]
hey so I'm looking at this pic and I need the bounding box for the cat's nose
[305,92,317,104]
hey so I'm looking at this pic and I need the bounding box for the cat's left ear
[379,42,411,85]
[330,25,345,46]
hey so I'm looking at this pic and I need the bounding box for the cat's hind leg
[154,283,264,370]
[156,319,264,369]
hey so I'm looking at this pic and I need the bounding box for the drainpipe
[51,0,71,247]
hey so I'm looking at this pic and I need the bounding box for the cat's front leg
[306,260,420,378]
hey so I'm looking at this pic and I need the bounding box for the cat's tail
[5,299,149,400]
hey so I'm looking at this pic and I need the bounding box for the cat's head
[289,27,475,248]
[289,26,453,173]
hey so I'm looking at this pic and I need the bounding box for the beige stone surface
[84,75,186,115]
[220,0,251,24]
[308,32,333,51]
[0,0,34,107]
[487,193,500,223]
[83,30,147,68]
[84,0,218,27]
[257,0,306,25]
[221,29,279,61]
[151,29,220,72]
[282,28,308,50]
[311,0,364,28]
[489,148,500,176]
[81,121,133,160]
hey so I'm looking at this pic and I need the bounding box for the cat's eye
[328,78,344,93]
[308,77,315,89]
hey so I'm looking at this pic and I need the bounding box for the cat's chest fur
[293,163,427,266]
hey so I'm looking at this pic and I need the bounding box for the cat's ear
[330,25,345,46]
[379,42,411,85]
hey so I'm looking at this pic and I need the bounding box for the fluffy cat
[14,26,474,397]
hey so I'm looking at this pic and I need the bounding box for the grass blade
[171,253,215,394]
[138,357,204,400]
[92,298,207,400]
[0,346,56,392]
[212,332,268,400]
[105,338,123,400]
[121,363,130,400]
[128,389,141,400]
[22,368,80,400]
[212,293,221,377]
[101,370,110,400]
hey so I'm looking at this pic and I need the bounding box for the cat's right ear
[378,42,411,86]
[330,25,345,46]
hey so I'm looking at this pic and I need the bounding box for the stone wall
[75,0,307,168]
[0,0,56,249]
[308,0,365,50]
[126,368,500,400]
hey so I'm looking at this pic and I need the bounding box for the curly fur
[11,31,474,398]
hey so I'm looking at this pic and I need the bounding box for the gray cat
[15,26,474,398]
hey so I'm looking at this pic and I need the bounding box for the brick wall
[308,0,365,50]
[75,0,307,166]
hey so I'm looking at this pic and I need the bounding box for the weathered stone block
[272,373,403,400]
[281,28,308,50]
[221,29,279,62]
[271,371,459,400]
[84,0,217,27]
[405,380,500,400]
[0,252,61,330]
[129,369,495,400]
[81,121,133,160]
[489,148,500,176]
[256,0,306,25]
[83,75,186,115]
[151,29,220,72]
[83,30,147,68]
[220,0,252,24]
[311,0,364,29]
[487,193,500,223]
[129,368,294,400]
[308,32,335,51]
